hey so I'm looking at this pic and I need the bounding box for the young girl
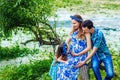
[49,42,68,80]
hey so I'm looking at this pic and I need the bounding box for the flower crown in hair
[61,42,67,55]
[70,15,82,22]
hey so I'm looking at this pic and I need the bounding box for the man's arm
[84,47,98,63]
[75,47,98,68]
[84,30,103,62]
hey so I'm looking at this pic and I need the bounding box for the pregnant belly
[73,46,84,53]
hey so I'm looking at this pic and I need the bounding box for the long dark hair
[56,42,67,61]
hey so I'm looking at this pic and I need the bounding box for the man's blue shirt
[91,28,111,60]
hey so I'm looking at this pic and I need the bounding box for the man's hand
[75,61,86,68]
[71,52,79,56]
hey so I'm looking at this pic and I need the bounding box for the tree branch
[39,20,60,43]
[21,39,37,45]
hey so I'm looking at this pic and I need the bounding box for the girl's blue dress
[49,31,88,80]
[49,60,58,80]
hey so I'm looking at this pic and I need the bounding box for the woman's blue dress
[49,31,88,80]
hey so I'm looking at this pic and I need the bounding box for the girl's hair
[56,42,67,61]
[70,14,85,39]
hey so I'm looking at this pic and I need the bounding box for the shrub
[0,46,39,60]
[0,59,52,80]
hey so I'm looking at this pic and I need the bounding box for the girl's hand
[56,58,68,64]
[64,60,69,64]
[71,52,79,56]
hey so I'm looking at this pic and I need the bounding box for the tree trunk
[78,64,90,80]
[78,61,117,80]
[78,62,102,80]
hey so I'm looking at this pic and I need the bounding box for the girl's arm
[57,56,68,63]
[72,33,91,56]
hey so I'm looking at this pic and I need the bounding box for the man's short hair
[82,20,94,29]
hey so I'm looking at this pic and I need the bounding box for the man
[76,20,114,80]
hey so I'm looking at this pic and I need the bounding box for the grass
[0,59,52,80]
[0,45,39,60]
[0,53,120,80]
[65,0,120,15]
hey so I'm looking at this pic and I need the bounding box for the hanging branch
[19,24,60,46]
[40,20,60,41]
[21,39,37,45]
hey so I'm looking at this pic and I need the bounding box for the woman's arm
[65,35,71,51]
[65,35,71,45]
[79,33,91,55]
[72,33,91,56]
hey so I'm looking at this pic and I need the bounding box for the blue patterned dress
[56,31,88,80]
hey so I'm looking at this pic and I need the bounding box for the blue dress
[49,31,88,80]
[49,60,58,80]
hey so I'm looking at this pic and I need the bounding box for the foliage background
[0,0,120,80]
